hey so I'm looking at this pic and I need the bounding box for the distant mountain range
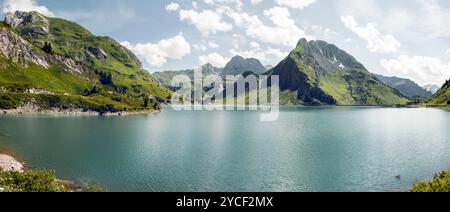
[373,74,432,98]
[153,63,222,89]
[221,55,267,76]
[156,39,410,106]
[3,11,440,110]
[266,39,408,105]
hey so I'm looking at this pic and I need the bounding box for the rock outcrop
[4,11,50,39]
[0,28,50,68]
[0,154,24,172]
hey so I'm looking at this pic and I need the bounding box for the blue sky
[1,0,450,86]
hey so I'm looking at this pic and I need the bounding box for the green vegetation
[269,39,409,106]
[0,168,104,192]
[0,92,159,114]
[411,170,450,192]
[0,12,171,113]
[0,168,68,192]
[428,79,450,108]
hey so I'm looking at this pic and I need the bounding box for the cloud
[199,53,229,67]
[226,6,313,47]
[165,2,180,12]
[121,33,191,68]
[418,0,450,38]
[380,55,450,86]
[203,0,243,10]
[193,40,219,51]
[275,0,317,10]
[179,9,233,36]
[341,15,400,53]
[251,0,264,5]
[230,42,288,66]
[1,0,54,16]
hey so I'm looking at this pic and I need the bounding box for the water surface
[0,107,449,191]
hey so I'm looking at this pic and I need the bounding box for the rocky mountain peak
[221,55,266,76]
[293,38,362,71]
[4,11,50,39]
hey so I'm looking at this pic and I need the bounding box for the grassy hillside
[268,39,408,106]
[0,12,170,113]
[428,79,450,109]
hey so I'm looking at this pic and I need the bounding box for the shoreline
[0,153,24,172]
[0,152,92,192]
[1,107,161,117]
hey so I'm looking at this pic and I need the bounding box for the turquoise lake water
[1,107,449,191]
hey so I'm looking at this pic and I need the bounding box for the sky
[1,0,450,86]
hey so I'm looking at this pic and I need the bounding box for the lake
[0,107,449,192]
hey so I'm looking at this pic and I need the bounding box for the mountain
[428,79,450,107]
[0,11,170,113]
[266,39,408,105]
[423,84,441,94]
[153,63,222,89]
[373,74,432,98]
[221,55,266,76]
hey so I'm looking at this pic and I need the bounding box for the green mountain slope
[374,74,432,99]
[428,80,450,108]
[0,11,170,113]
[267,39,408,105]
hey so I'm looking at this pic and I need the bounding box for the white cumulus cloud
[165,2,180,12]
[341,15,400,53]
[226,6,313,47]
[199,52,229,67]
[275,0,317,10]
[380,55,450,86]
[179,9,233,36]
[1,0,54,16]
[230,42,288,66]
[193,40,220,51]
[121,33,191,68]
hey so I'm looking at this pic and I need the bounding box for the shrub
[411,170,450,192]
[0,169,68,192]
[42,42,54,55]
[0,95,20,109]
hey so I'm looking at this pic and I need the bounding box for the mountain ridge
[221,55,266,76]
[373,74,432,98]
[267,38,408,105]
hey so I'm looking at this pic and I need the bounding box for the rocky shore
[1,103,160,116]
[0,154,23,172]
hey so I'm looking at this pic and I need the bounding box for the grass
[411,170,450,192]
[428,80,449,107]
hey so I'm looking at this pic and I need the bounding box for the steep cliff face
[267,39,408,105]
[0,26,50,68]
